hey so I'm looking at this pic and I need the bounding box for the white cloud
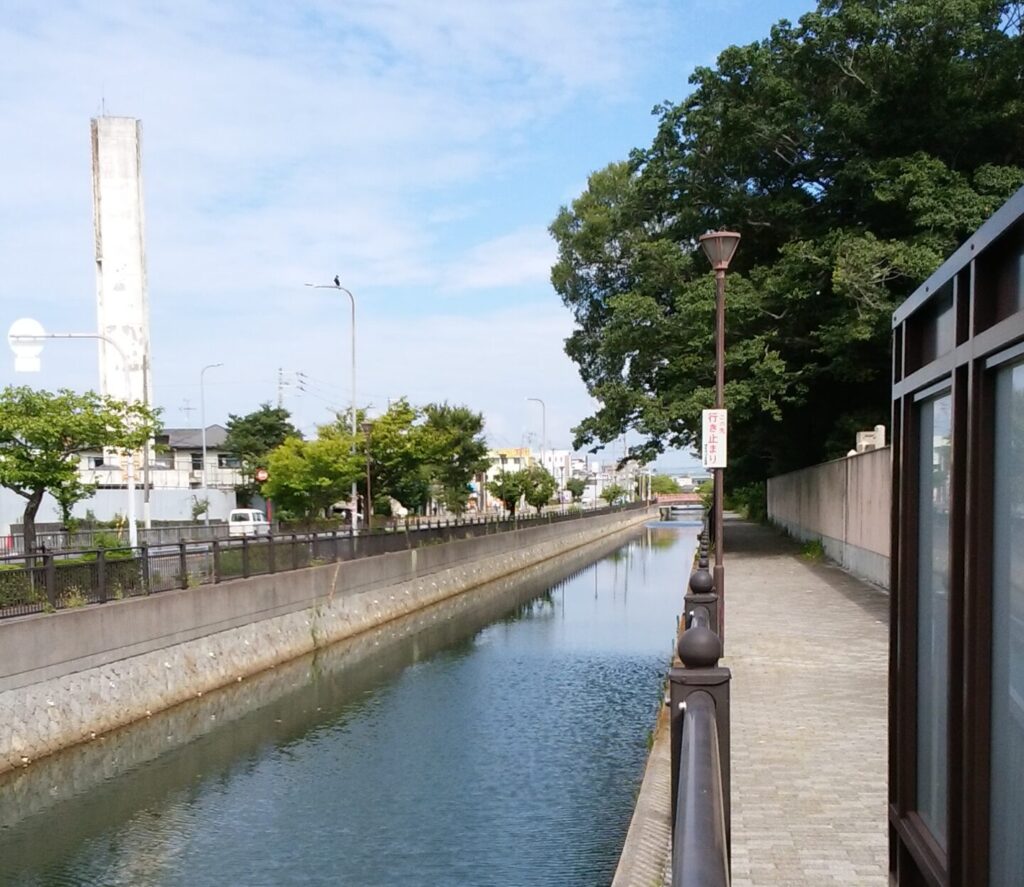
[440,228,556,292]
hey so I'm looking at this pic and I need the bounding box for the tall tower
[91,116,152,406]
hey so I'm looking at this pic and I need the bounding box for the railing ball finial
[689,565,714,595]
[677,623,722,668]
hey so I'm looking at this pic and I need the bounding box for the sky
[0,0,815,472]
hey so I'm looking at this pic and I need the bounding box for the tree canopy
[224,403,300,501]
[522,464,557,514]
[0,386,161,551]
[263,435,360,520]
[550,0,1024,488]
[262,397,491,519]
[650,474,681,495]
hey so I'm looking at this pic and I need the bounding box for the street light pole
[7,324,140,548]
[200,362,223,527]
[361,421,373,525]
[306,280,359,532]
[526,396,546,471]
[699,230,741,644]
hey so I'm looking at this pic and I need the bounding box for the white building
[78,425,243,491]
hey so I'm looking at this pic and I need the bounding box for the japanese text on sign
[702,409,728,468]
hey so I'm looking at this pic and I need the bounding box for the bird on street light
[334,274,340,287]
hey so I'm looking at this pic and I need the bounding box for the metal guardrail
[0,503,645,620]
[668,521,732,887]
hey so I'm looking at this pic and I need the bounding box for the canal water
[0,520,697,887]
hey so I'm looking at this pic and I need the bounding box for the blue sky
[1,0,815,471]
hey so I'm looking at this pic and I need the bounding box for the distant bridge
[654,493,703,505]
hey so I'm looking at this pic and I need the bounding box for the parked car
[228,508,271,538]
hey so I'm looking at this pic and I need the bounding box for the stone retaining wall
[0,509,650,774]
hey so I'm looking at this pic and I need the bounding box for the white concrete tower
[91,116,152,406]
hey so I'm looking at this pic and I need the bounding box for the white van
[228,508,271,538]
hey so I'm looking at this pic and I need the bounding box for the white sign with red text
[702,409,728,469]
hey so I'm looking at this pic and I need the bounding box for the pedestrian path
[613,517,889,886]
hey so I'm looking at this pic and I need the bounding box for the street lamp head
[7,318,46,372]
[360,421,373,434]
[699,230,741,271]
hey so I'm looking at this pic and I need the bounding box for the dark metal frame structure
[890,186,1024,885]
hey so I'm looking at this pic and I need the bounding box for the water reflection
[0,523,695,887]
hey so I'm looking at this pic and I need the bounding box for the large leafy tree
[565,476,587,503]
[488,469,527,517]
[551,0,1024,489]
[262,436,360,521]
[421,403,490,514]
[359,399,432,514]
[224,403,300,502]
[522,465,557,514]
[0,387,160,552]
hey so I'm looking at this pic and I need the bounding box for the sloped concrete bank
[0,509,650,774]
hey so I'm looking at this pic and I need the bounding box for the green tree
[262,435,360,521]
[565,476,587,503]
[224,403,300,503]
[356,399,432,515]
[0,387,160,553]
[421,402,490,514]
[488,469,528,517]
[601,483,628,506]
[522,464,558,514]
[550,0,1024,489]
[650,474,681,495]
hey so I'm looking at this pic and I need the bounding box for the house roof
[157,425,229,450]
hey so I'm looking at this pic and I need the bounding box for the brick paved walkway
[726,519,889,886]
[613,518,889,886]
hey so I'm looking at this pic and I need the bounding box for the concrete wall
[0,487,237,538]
[0,508,650,772]
[767,447,891,588]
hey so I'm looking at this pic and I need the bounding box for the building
[78,425,242,491]
[889,184,1024,885]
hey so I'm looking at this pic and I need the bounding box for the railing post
[242,537,250,578]
[268,534,276,574]
[179,540,188,589]
[96,548,107,603]
[292,534,299,571]
[44,552,57,609]
[140,543,151,595]
[332,530,339,562]
[212,539,221,583]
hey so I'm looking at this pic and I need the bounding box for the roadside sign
[254,467,269,483]
[702,409,727,468]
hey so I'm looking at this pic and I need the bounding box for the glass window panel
[991,362,1024,883]
[916,393,951,846]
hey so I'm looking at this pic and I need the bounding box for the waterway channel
[0,519,697,886]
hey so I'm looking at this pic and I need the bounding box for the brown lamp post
[699,229,741,643]
[360,420,373,525]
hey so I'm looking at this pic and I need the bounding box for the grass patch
[800,538,826,560]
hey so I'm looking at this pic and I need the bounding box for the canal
[0,520,697,886]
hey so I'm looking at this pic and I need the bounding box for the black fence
[0,503,646,620]
[669,520,732,887]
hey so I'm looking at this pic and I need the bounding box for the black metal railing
[669,523,732,887]
[0,502,647,620]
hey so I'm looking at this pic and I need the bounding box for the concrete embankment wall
[0,509,650,774]
[766,447,890,588]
